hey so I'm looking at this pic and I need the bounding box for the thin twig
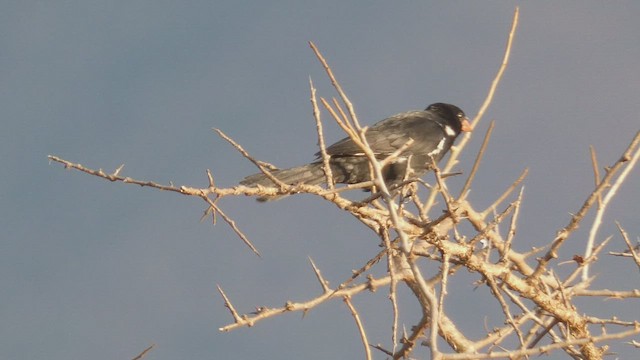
[423,6,519,214]
[482,168,529,217]
[206,169,216,188]
[344,296,373,360]
[532,131,640,280]
[204,197,261,257]
[561,236,611,288]
[332,97,352,129]
[214,128,289,190]
[582,139,640,280]
[219,275,393,331]
[442,326,640,359]
[463,200,539,279]
[431,158,456,217]
[615,222,640,271]
[380,138,415,168]
[48,155,264,256]
[466,201,517,250]
[309,41,361,129]
[486,276,526,348]
[503,186,525,261]
[572,289,640,298]
[381,229,400,352]
[500,287,560,346]
[437,253,451,356]
[217,284,242,323]
[131,344,155,360]
[472,7,519,132]
[521,317,563,357]
[309,257,330,293]
[371,344,394,356]
[590,145,602,208]
[320,97,362,145]
[310,77,335,189]
[460,120,495,199]
[48,155,184,192]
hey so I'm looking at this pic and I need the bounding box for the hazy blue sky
[3,2,639,359]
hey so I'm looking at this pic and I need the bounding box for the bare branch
[460,120,495,199]
[533,130,640,279]
[423,6,519,214]
[562,236,612,288]
[590,145,602,208]
[48,155,185,193]
[309,41,361,129]
[486,276,526,348]
[573,289,640,299]
[473,7,520,132]
[217,285,242,323]
[309,77,335,189]
[308,257,331,293]
[381,229,400,352]
[214,128,289,191]
[344,296,373,360]
[616,222,640,271]
[131,344,155,360]
[582,132,640,280]
[219,275,394,332]
[442,326,640,360]
[482,168,529,218]
[503,186,525,261]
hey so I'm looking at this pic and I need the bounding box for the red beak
[461,118,472,132]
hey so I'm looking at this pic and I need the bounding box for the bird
[240,103,471,201]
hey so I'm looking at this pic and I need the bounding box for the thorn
[113,164,125,176]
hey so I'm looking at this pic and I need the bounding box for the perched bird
[241,103,471,201]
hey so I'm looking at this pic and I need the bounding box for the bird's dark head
[426,103,472,134]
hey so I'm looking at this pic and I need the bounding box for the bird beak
[461,117,472,132]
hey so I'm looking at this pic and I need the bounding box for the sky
[2,1,640,359]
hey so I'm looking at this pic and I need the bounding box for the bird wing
[318,111,446,157]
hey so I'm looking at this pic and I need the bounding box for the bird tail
[240,163,327,187]
[240,163,327,201]
[240,157,380,201]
